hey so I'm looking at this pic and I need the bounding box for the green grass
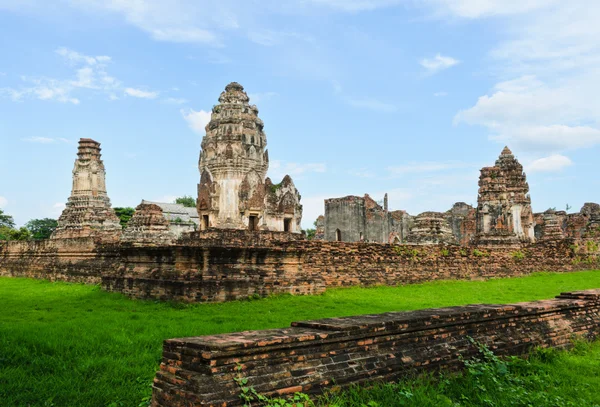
[1,270,600,407]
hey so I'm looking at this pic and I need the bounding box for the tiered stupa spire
[475,147,535,245]
[197,82,302,232]
[52,138,121,239]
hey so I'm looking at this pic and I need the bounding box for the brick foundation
[151,290,600,406]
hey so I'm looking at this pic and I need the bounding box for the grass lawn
[1,270,600,407]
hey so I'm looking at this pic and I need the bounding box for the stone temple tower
[475,146,535,245]
[197,82,302,232]
[52,138,121,239]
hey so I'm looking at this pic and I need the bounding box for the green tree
[175,196,196,208]
[0,209,15,228]
[25,218,58,239]
[304,229,316,240]
[113,207,135,228]
[0,226,31,241]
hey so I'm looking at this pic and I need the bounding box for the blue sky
[1,1,599,229]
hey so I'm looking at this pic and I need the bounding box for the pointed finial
[501,146,513,156]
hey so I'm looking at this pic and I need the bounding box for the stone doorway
[249,215,258,231]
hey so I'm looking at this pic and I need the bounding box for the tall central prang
[197,82,302,232]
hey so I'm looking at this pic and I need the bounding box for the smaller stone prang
[582,203,600,238]
[52,138,121,240]
[122,203,174,243]
[475,147,534,246]
[314,215,325,241]
[405,211,457,245]
[540,209,565,241]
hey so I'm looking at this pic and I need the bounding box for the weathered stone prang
[52,138,121,240]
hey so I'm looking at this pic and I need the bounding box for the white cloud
[55,47,110,65]
[124,87,158,99]
[420,53,460,74]
[448,3,600,154]
[181,108,212,134]
[0,196,7,208]
[63,0,222,45]
[526,154,573,173]
[1,47,120,104]
[22,137,55,144]
[455,75,600,152]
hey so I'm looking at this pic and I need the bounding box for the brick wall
[1,235,599,302]
[151,290,600,407]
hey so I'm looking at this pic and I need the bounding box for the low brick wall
[151,290,600,407]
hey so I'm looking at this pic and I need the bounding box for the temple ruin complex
[197,82,302,233]
[52,138,121,240]
[3,81,599,306]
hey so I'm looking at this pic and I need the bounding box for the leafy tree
[0,226,31,241]
[304,228,316,240]
[113,207,135,228]
[25,218,58,240]
[0,209,15,228]
[175,196,196,208]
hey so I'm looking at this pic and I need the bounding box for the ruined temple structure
[324,194,410,243]
[535,203,600,240]
[475,147,535,246]
[122,203,173,243]
[197,82,302,233]
[141,200,199,238]
[314,215,325,241]
[446,202,476,246]
[405,212,457,245]
[52,138,121,240]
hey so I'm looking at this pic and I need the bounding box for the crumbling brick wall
[1,234,599,302]
[151,290,600,406]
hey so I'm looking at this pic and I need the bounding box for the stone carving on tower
[52,138,122,239]
[197,82,302,233]
[475,147,535,245]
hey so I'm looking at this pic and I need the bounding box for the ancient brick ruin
[323,194,410,243]
[405,211,456,245]
[321,147,559,246]
[52,138,121,240]
[197,82,302,233]
[122,203,173,244]
[475,146,535,246]
[141,200,199,238]
[151,289,600,406]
